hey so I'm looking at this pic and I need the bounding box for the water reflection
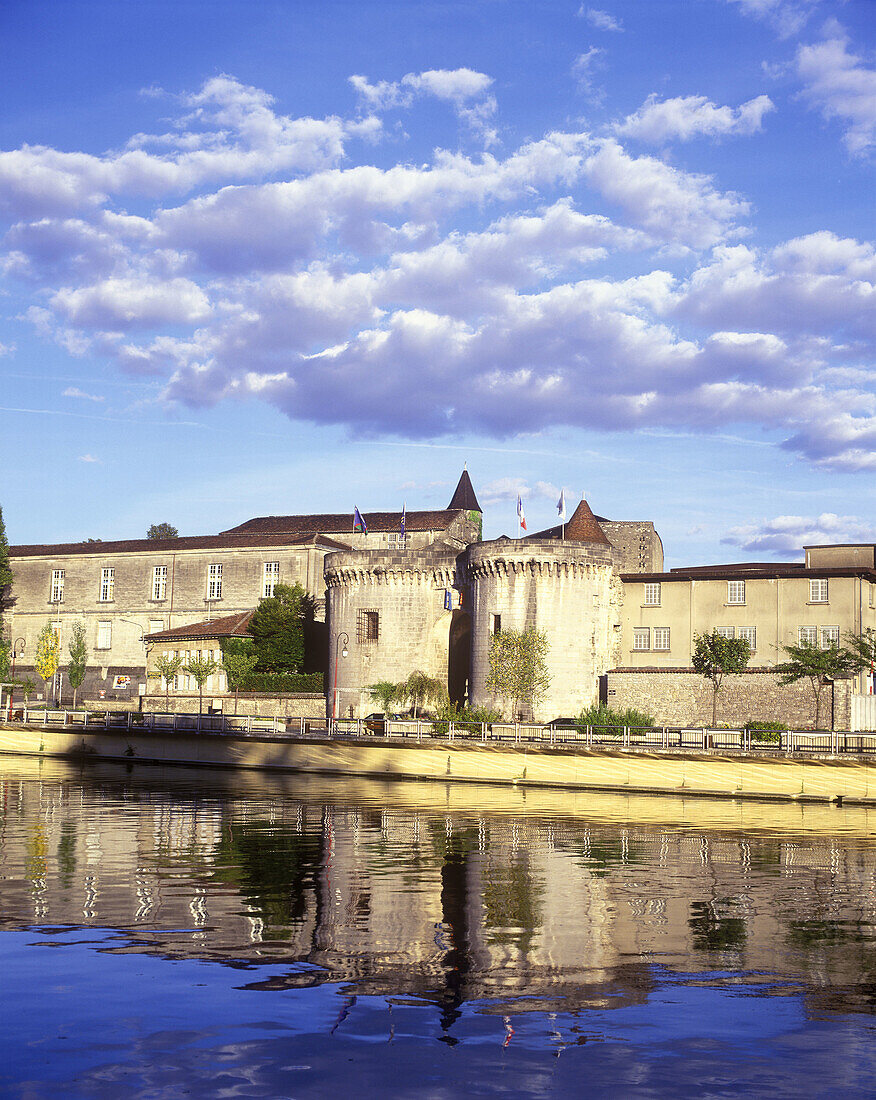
[0,756,875,1095]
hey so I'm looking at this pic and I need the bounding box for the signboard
[113,675,131,690]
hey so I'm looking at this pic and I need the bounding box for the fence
[6,709,876,756]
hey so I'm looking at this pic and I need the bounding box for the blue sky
[0,0,873,566]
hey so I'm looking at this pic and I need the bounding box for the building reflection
[0,761,875,1030]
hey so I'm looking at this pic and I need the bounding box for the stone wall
[599,521,664,573]
[140,692,325,717]
[606,668,854,730]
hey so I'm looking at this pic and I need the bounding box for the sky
[0,0,873,567]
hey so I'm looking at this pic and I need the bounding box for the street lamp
[332,631,349,722]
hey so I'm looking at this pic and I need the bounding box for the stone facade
[606,668,854,731]
[599,520,663,573]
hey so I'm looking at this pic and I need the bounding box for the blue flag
[444,589,453,610]
[400,503,406,539]
[353,507,367,534]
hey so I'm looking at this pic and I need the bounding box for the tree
[150,652,183,711]
[35,622,60,705]
[220,641,258,713]
[396,670,447,716]
[691,630,752,727]
[844,628,876,682]
[773,640,863,731]
[247,583,306,673]
[0,506,12,668]
[367,680,400,713]
[67,621,88,709]
[147,523,178,540]
[486,627,550,721]
[20,677,35,705]
[182,654,218,715]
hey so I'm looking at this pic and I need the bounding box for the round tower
[324,547,466,718]
[467,498,622,720]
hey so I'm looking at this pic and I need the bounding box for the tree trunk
[712,683,718,727]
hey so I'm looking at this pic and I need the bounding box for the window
[51,622,62,644]
[643,582,661,606]
[716,626,735,639]
[207,563,223,600]
[633,628,650,651]
[358,609,379,643]
[99,567,114,602]
[809,578,829,603]
[738,626,757,651]
[263,561,280,598]
[491,613,502,634]
[799,626,817,645]
[152,565,167,601]
[653,628,670,651]
[148,619,163,635]
[386,533,407,547]
[97,621,112,650]
[821,626,840,649]
[50,569,65,603]
[727,580,745,604]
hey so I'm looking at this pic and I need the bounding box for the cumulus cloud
[1,72,873,474]
[480,478,560,505]
[349,68,497,143]
[616,94,775,144]
[726,0,824,38]
[579,8,623,32]
[723,512,876,554]
[796,31,876,156]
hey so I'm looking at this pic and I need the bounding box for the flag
[400,503,406,540]
[557,488,566,520]
[517,494,527,531]
[353,507,367,534]
[444,589,453,610]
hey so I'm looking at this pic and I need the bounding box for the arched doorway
[447,610,471,707]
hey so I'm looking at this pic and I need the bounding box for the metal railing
[5,710,876,755]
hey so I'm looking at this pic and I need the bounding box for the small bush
[432,703,503,737]
[744,720,786,742]
[577,704,655,734]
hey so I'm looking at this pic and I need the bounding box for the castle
[5,468,875,726]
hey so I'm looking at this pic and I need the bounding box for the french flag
[517,494,527,531]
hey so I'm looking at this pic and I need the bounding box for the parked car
[543,717,581,731]
[363,712,406,735]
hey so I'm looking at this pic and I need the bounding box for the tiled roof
[221,510,460,536]
[10,532,349,558]
[622,564,876,582]
[145,611,253,642]
[447,469,482,512]
[528,498,610,545]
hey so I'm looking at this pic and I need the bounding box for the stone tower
[468,498,622,720]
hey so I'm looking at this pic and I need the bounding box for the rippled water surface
[1,757,874,1098]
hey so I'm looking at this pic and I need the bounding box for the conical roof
[563,497,610,545]
[447,468,482,512]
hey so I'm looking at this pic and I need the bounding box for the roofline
[9,533,349,558]
[622,565,876,582]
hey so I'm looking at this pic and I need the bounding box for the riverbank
[2,723,875,804]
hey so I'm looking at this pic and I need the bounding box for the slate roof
[622,563,876,582]
[10,533,350,558]
[220,510,460,536]
[447,469,482,512]
[145,611,254,642]
[528,498,610,545]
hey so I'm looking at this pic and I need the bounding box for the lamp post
[7,638,25,719]
[332,631,349,722]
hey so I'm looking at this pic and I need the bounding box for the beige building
[620,543,876,695]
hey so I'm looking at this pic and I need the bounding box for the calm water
[0,758,874,1098]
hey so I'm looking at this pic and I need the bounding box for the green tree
[67,621,88,709]
[220,640,258,712]
[486,627,550,721]
[0,637,9,685]
[691,630,752,727]
[149,652,183,710]
[20,677,35,705]
[35,622,60,705]
[147,523,178,540]
[844,628,876,679]
[773,640,863,730]
[396,670,447,716]
[182,654,218,715]
[248,583,306,673]
[367,680,400,713]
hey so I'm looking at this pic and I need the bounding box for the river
[0,756,874,1097]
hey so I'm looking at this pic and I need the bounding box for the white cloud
[579,8,623,32]
[51,276,211,329]
[349,68,497,143]
[583,140,749,248]
[572,48,606,100]
[616,94,775,144]
[726,0,824,38]
[63,386,104,401]
[723,512,876,554]
[796,31,876,156]
[78,453,101,463]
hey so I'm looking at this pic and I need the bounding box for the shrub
[744,720,786,743]
[432,702,503,738]
[577,703,655,735]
